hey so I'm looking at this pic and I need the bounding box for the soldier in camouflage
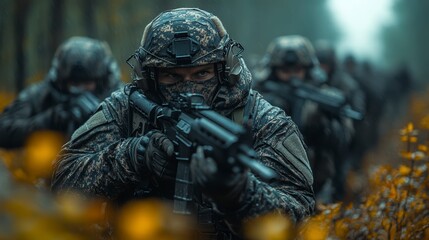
[315,41,367,200]
[254,35,353,203]
[315,40,366,120]
[51,8,314,239]
[0,36,122,149]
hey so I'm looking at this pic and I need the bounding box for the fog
[0,0,428,92]
[328,0,396,64]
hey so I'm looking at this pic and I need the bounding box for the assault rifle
[129,91,276,215]
[262,78,363,120]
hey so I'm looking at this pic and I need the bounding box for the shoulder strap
[231,106,244,125]
[231,90,257,128]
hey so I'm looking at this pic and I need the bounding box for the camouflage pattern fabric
[51,61,315,238]
[158,76,219,105]
[52,9,314,239]
[140,8,228,68]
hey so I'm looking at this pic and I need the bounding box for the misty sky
[328,0,396,63]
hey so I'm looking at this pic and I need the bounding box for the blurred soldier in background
[315,41,367,200]
[52,8,314,239]
[254,35,361,203]
[315,40,366,116]
[342,55,385,174]
[0,36,122,149]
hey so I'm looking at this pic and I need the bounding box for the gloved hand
[129,130,176,182]
[49,103,71,130]
[69,91,100,125]
[191,146,248,210]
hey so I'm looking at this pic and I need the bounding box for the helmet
[314,40,337,68]
[266,35,318,68]
[128,8,244,101]
[262,35,326,84]
[314,40,338,78]
[49,36,121,98]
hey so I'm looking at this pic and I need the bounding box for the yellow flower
[399,165,411,175]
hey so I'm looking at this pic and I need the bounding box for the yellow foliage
[333,219,348,239]
[399,165,411,175]
[407,122,414,132]
[23,131,65,182]
[114,199,195,240]
[301,119,429,239]
[298,219,328,240]
[0,130,66,184]
[0,91,15,112]
[244,212,294,240]
[418,144,428,152]
[0,178,93,239]
[3,94,429,240]
[55,191,107,226]
[420,115,429,129]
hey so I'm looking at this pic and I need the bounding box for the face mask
[158,77,219,105]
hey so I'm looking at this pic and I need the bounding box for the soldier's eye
[158,72,182,85]
[197,71,208,77]
[192,70,215,81]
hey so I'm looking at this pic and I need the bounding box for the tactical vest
[126,90,257,240]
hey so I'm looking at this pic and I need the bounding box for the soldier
[315,40,366,115]
[342,55,387,173]
[51,8,314,239]
[0,36,122,149]
[315,41,367,200]
[254,35,355,203]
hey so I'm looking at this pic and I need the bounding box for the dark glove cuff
[34,107,58,130]
[48,105,68,130]
[211,172,251,212]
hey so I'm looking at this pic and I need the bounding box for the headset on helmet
[126,8,244,101]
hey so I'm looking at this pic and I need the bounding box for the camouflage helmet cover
[139,8,230,68]
[267,35,317,68]
[49,36,121,97]
[52,36,113,83]
[314,40,337,67]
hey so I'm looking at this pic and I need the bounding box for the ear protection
[126,47,159,102]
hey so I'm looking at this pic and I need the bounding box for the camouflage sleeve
[51,89,143,199]
[0,83,53,148]
[222,93,315,225]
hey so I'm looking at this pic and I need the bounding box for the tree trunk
[51,0,64,56]
[83,0,96,37]
[13,0,31,93]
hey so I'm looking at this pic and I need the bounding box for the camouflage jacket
[0,80,68,148]
[52,63,314,238]
[328,69,366,116]
[0,71,122,149]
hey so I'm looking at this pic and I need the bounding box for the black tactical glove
[129,130,176,182]
[49,103,71,131]
[69,91,100,125]
[191,146,249,210]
